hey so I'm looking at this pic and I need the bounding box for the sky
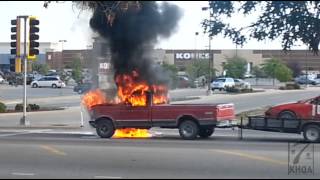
[0,1,307,51]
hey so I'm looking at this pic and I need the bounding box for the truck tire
[179,120,199,140]
[303,125,320,143]
[279,111,296,120]
[199,127,214,138]
[96,119,115,138]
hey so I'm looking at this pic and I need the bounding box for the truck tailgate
[214,103,236,121]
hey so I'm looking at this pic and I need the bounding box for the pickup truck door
[116,105,151,128]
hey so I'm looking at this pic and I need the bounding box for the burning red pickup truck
[85,91,236,140]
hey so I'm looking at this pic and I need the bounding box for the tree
[252,65,266,78]
[186,60,216,81]
[71,58,83,84]
[161,63,178,89]
[32,63,49,75]
[223,56,247,79]
[202,1,320,54]
[262,58,293,82]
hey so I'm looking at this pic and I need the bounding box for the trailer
[238,115,320,143]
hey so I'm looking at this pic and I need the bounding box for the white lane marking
[0,129,51,137]
[0,132,33,137]
[94,176,122,179]
[11,172,35,176]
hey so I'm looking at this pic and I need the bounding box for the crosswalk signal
[28,16,39,60]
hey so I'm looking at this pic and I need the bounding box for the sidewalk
[0,106,86,129]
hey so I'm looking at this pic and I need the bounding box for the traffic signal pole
[19,16,29,126]
[11,16,40,126]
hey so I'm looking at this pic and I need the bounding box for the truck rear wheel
[303,125,320,143]
[96,119,115,138]
[179,120,199,140]
[199,127,214,138]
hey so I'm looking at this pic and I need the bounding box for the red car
[265,96,320,120]
[251,95,320,142]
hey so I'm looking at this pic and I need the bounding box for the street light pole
[202,6,212,95]
[58,40,67,95]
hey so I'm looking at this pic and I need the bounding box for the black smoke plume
[89,1,182,85]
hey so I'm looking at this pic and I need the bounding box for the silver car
[210,77,235,91]
[234,79,251,89]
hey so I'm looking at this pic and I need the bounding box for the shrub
[225,86,240,93]
[0,102,6,113]
[279,83,301,90]
[240,88,253,93]
[15,104,40,112]
[226,86,253,93]
[29,104,40,111]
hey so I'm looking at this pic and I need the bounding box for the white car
[234,79,251,89]
[210,77,235,91]
[31,76,66,88]
[314,78,320,85]
[0,75,4,84]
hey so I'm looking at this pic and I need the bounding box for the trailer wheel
[96,119,115,138]
[179,120,199,140]
[303,125,320,143]
[199,127,215,138]
[279,111,296,120]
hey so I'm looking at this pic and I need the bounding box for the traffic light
[10,18,20,56]
[28,16,39,60]
[10,18,21,72]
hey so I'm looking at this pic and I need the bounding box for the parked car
[73,83,92,94]
[314,78,320,85]
[210,77,235,91]
[234,79,251,89]
[294,76,317,85]
[0,75,4,84]
[31,76,66,88]
[177,76,195,88]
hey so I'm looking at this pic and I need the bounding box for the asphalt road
[0,85,76,101]
[0,128,318,179]
[1,87,320,178]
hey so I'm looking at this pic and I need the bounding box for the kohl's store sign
[175,52,210,60]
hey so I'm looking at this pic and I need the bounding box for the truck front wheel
[179,120,199,140]
[96,119,115,138]
[303,125,320,143]
[199,127,214,138]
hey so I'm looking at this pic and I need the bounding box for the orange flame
[81,89,110,110]
[113,128,151,138]
[115,70,168,106]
